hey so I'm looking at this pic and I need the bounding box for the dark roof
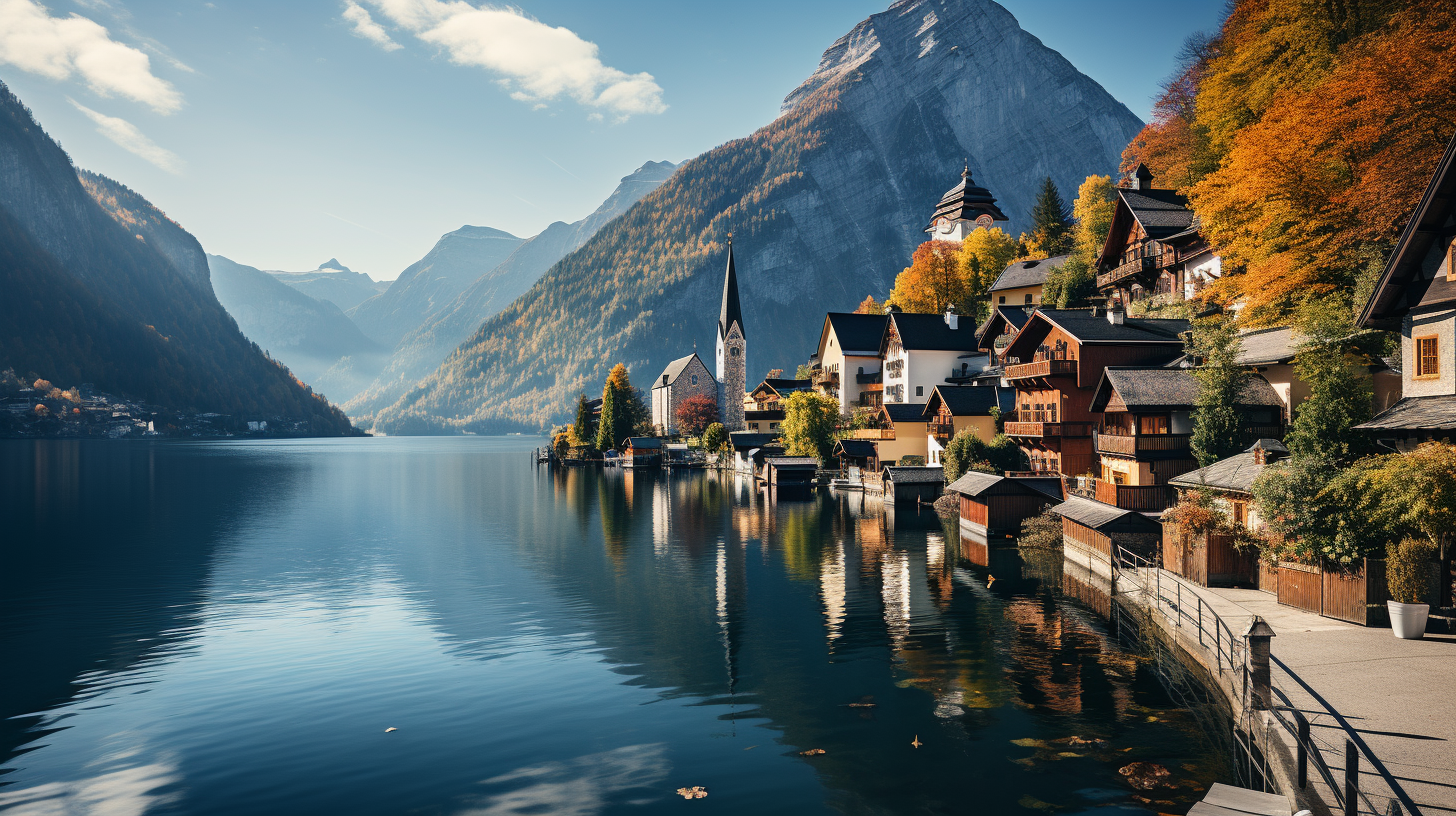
[884,466,945,484]
[989,255,1070,293]
[925,385,1012,417]
[1236,326,1303,366]
[948,471,1062,500]
[765,457,818,468]
[888,312,979,352]
[1090,368,1284,412]
[881,403,927,423]
[719,243,745,340]
[625,437,662,449]
[824,312,889,354]
[744,408,784,420]
[975,305,1033,350]
[1354,395,1456,432]
[1052,497,1162,532]
[925,165,1008,229]
[755,378,813,398]
[1006,309,1189,359]
[1118,187,1195,236]
[654,352,707,388]
[1169,440,1288,493]
[834,439,878,458]
[1359,132,1456,330]
[728,432,779,450]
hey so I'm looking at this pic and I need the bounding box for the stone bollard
[1243,616,1276,710]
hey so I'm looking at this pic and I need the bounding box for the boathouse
[622,437,662,468]
[833,438,879,474]
[729,431,782,473]
[1164,439,1287,588]
[764,457,818,487]
[882,466,944,506]
[1052,497,1162,572]
[947,471,1063,539]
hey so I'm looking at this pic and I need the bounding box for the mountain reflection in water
[0,437,1230,816]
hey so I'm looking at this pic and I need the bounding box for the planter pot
[1387,601,1429,639]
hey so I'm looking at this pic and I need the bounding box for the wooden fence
[1275,559,1389,626]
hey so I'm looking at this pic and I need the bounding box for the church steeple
[715,237,747,432]
[719,239,745,341]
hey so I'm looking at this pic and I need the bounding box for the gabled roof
[884,466,944,484]
[820,312,889,357]
[1089,368,1284,412]
[752,378,813,400]
[719,242,745,340]
[1005,309,1189,360]
[1354,394,1456,433]
[975,305,1033,351]
[1359,132,1456,330]
[924,385,1014,417]
[765,457,818,468]
[886,312,979,353]
[1236,326,1303,366]
[653,352,708,388]
[1168,439,1287,494]
[990,255,1070,293]
[948,471,1062,500]
[925,164,1007,230]
[1097,172,1198,270]
[1052,497,1162,533]
[881,403,927,423]
[833,439,878,458]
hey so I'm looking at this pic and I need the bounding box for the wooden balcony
[1097,256,1153,289]
[1095,432,1193,459]
[849,428,895,440]
[930,422,955,442]
[1005,421,1094,439]
[1004,359,1078,380]
[1094,479,1174,512]
[814,369,839,386]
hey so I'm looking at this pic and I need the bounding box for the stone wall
[655,355,717,435]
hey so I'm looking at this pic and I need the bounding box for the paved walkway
[1205,586,1456,816]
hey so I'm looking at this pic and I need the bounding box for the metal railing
[1113,545,1248,681]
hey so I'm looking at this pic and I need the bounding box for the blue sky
[1,0,1224,280]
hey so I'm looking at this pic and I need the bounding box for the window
[1024,293,1034,305]
[690,375,698,385]
[731,347,740,357]
[915,385,923,397]
[1233,502,1248,528]
[1415,335,1440,379]
[999,295,1006,304]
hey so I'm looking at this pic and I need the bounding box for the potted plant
[1386,537,1435,639]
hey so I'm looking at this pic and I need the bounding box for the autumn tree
[1070,175,1118,264]
[1020,177,1073,258]
[854,295,888,315]
[675,394,719,438]
[888,241,964,314]
[595,364,635,451]
[781,391,840,462]
[957,227,1020,317]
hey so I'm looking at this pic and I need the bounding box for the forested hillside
[372,0,1143,434]
[0,82,357,433]
[1124,0,1456,325]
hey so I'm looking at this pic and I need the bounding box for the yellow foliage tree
[888,241,964,314]
[957,227,1020,318]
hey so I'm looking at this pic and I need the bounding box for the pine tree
[571,393,597,450]
[595,364,634,451]
[1189,316,1249,466]
[1023,177,1073,258]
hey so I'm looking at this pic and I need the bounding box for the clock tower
[924,162,1008,242]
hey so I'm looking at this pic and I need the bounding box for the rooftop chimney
[944,304,959,330]
[1134,163,1153,191]
[1107,306,1125,325]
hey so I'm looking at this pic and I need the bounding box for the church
[651,240,748,434]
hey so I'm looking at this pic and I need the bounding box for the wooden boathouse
[947,471,1063,539]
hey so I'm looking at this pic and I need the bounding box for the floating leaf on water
[1180,763,1198,772]
[1055,736,1107,747]
[676,786,708,799]
[744,745,758,751]
[384,727,397,733]
[1011,738,1045,748]
[1016,794,1059,811]
[1118,762,1172,790]
[1145,716,1160,722]
[1010,757,1037,768]
[1055,752,1082,759]
[798,748,826,756]
[911,735,923,748]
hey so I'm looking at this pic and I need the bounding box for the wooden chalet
[922,384,1015,466]
[948,471,1062,539]
[975,304,1034,368]
[749,378,814,409]
[1095,165,1219,306]
[622,437,663,468]
[1357,131,1456,449]
[1088,367,1283,512]
[764,457,818,487]
[1000,308,1190,478]
[833,438,879,474]
[1164,440,1288,588]
[1052,497,1163,572]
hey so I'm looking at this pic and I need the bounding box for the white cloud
[70,99,183,173]
[0,0,182,113]
[343,1,401,51]
[362,0,665,119]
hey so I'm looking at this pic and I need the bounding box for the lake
[0,437,1232,815]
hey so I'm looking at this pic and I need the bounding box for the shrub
[1019,510,1062,551]
[1387,538,1436,605]
[702,422,728,455]
[898,455,926,467]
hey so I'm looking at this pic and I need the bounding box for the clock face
[936,217,953,234]
[975,214,995,229]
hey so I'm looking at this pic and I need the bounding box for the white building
[880,309,982,405]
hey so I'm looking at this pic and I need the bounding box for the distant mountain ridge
[370,0,1143,434]
[269,258,387,312]
[0,81,355,433]
[343,160,678,419]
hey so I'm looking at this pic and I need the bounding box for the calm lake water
[1,437,1231,815]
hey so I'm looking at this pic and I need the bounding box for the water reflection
[1,439,1230,816]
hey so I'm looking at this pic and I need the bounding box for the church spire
[719,237,745,341]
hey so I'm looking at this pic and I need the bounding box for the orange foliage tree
[888,241,964,314]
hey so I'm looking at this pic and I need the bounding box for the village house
[989,255,1066,308]
[650,352,715,436]
[1163,439,1288,588]
[812,312,890,414]
[881,309,981,405]
[922,384,1014,466]
[1232,326,1402,422]
[1001,308,1190,478]
[832,438,879,474]
[1095,165,1220,307]
[1357,132,1456,448]
[975,304,1034,368]
[1087,367,1284,512]
[863,402,932,466]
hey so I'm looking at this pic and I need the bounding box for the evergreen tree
[1285,300,1375,463]
[595,364,634,451]
[571,393,598,449]
[1022,176,1073,258]
[1189,316,1249,466]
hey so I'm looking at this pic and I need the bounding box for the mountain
[208,254,385,400]
[269,258,387,312]
[342,160,677,419]
[370,0,1144,434]
[348,226,525,349]
[0,81,355,434]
